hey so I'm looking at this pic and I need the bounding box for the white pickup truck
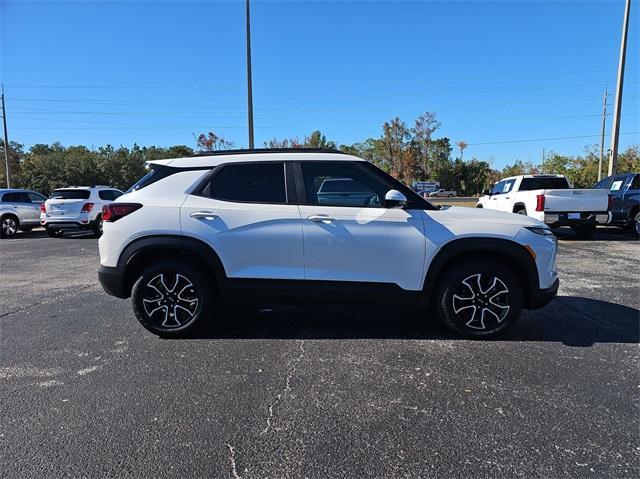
[477,174,610,239]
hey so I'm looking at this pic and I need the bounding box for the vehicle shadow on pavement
[553,227,638,242]
[185,296,639,346]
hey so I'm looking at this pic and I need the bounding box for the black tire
[515,208,527,215]
[448,194,453,198]
[632,212,640,239]
[571,223,596,240]
[476,204,483,208]
[92,216,103,238]
[46,227,63,238]
[1,214,19,238]
[436,259,523,339]
[131,260,216,337]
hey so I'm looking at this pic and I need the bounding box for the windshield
[49,189,90,200]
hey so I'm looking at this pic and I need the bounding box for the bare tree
[196,131,234,151]
[456,140,468,161]
[413,112,441,180]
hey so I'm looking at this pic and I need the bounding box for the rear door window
[209,162,287,204]
[50,189,91,200]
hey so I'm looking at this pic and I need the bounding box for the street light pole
[608,0,631,176]
[246,0,255,149]
[1,84,10,188]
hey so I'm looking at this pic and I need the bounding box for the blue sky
[1,0,638,169]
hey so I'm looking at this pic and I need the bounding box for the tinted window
[519,177,570,190]
[2,192,20,202]
[630,174,640,190]
[27,192,46,203]
[50,189,91,200]
[593,176,614,189]
[210,163,286,203]
[98,190,119,201]
[302,162,390,207]
[113,190,123,199]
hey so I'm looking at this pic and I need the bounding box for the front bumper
[527,277,559,309]
[98,265,128,298]
[544,211,610,226]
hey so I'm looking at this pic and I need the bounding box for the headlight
[525,226,555,237]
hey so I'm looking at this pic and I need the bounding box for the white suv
[41,185,123,238]
[98,149,559,338]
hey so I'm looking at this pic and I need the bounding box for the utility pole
[599,89,608,181]
[541,148,545,173]
[245,0,255,149]
[609,0,631,176]
[1,84,10,188]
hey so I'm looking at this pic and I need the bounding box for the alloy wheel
[452,273,511,330]
[142,273,199,328]
[2,218,17,237]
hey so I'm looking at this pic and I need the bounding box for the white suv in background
[41,185,123,238]
[98,149,559,339]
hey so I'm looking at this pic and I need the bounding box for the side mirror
[482,189,492,196]
[384,189,407,208]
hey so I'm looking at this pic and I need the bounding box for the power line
[467,132,638,146]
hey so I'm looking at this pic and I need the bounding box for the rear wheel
[46,227,63,238]
[632,212,640,238]
[515,207,527,215]
[436,259,523,339]
[571,223,596,240]
[1,215,19,238]
[92,216,103,238]
[131,260,215,337]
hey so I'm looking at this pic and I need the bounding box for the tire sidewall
[131,260,214,337]
[437,260,523,339]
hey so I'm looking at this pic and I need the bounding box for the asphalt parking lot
[1,228,639,478]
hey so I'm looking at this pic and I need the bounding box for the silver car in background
[0,189,47,238]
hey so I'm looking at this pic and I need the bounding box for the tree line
[1,111,638,195]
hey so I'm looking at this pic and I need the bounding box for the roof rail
[189,147,346,157]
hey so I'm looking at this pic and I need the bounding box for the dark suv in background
[594,173,640,236]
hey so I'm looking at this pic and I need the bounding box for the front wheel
[436,260,523,339]
[571,223,596,240]
[1,215,19,238]
[131,260,216,337]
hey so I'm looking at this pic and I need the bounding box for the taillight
[81,202,94,213]
[102,203,142,222]
[535,194,545,212]
[40,203,46,213]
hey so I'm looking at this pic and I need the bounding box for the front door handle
[307,214,335,224]
[190,211,218,220]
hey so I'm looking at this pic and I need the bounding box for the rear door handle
[307,214,335,224]
[190,211,218,220]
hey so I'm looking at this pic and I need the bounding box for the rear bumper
[42,218,99,230]
[544,211,610,226]
[527,278,559,309]
[98,265,128,298]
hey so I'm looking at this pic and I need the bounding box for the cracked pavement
[1,228,638,478]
